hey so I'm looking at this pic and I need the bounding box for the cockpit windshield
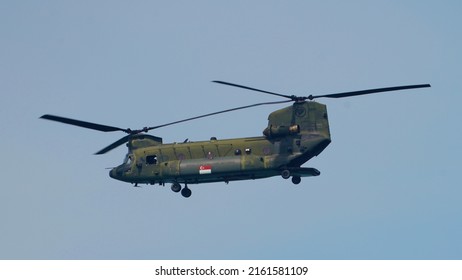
[123,153,133,165]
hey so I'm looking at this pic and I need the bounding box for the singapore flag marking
[199,165,212,175]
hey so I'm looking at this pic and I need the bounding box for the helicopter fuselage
[109,101,331,186]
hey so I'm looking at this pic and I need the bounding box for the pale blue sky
[1,1,461,259]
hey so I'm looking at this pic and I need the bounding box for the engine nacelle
[263,124,300,138]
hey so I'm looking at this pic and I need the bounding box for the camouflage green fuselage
[110,101,331,185]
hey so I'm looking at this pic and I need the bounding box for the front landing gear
[171,182,192,198]
[181,186,192,198]
[171,182,181,193]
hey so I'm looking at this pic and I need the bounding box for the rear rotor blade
[213,80,295,100]
[95,135,131,155]
[40,114,128,133]
[309,84,431,100]
[146,100,292,131]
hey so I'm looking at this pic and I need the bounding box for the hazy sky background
[1,1,461,259]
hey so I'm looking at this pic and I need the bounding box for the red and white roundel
[199,165,212,175]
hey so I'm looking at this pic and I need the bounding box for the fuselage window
[245,148,252,155]
[146,155,158,165]
[234,149,241,155]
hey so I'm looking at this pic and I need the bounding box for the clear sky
[1,1,461,259]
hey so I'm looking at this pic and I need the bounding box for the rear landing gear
[291,176,301,185]
[281,169,302,185]
[281,169,291,179]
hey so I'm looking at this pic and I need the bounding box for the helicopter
[41,81,430,198]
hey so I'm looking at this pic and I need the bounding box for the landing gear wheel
[181,186,192,198]
[292,176,301,185]
[281,169,291,179]
[171,182,181,193]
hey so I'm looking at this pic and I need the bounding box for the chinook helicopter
[41,81,430,198]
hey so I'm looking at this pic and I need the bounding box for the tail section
[264,101,331,167]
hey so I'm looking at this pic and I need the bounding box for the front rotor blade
[310,84,431,100]
[95,135,131,155]
[146,100,292,131]
[213,80,294,100]
[40,114,127,133]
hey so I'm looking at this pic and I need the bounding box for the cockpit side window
[146,155,158,165]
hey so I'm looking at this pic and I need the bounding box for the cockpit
[123,153,134,166]
[109,153,134,181]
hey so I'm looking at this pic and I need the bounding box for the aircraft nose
[109,168,117,179]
